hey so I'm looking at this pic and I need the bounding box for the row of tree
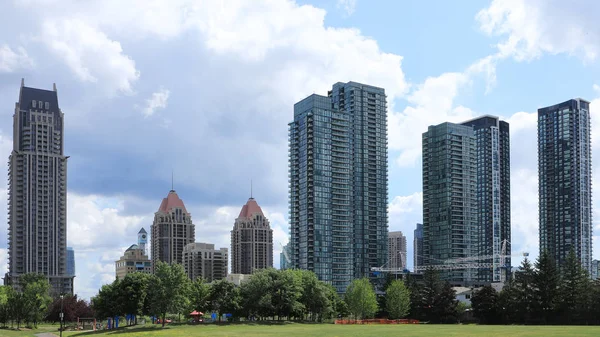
[471,250,600,325]
[0,274,94,329]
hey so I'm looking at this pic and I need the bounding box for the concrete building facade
[387,231,407,271]
[115,244,152,279]
[288,81,388,293]
[151,190,195,271]
[5,80,73,295]
[538,99,592,273]
[414,223,423,272]
[182,243,228,282]
[231,197,273,274]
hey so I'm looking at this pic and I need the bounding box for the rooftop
[157,190,188,213]
[237,197,264,218]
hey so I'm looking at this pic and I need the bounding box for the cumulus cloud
[477,0,600,61]
[0,45,34,73]
[143,88,170,117]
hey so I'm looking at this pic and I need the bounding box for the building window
[32,100,36,108]
[45,102,50,109]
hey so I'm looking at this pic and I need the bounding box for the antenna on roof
[171,169,174,191]
[250,179,253,199]
[53,83,57,92]
[21,78,24,88]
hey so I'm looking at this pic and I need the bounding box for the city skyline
[1,0,600,300]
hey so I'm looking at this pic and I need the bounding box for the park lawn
[0,323,62,337]
[3,323,600,337]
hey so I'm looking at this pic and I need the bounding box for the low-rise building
[183,242,228,282]
[115,244,152,279]
[226,273,251,286]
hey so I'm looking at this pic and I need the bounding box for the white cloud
[477,0,600,62]
[143,88,170,117]
[337,0,357,16]
[0,45,34,73]
[39,19,139,94]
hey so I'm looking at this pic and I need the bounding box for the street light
[60,294,64,337]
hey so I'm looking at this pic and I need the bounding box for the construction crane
[372,239,528,283]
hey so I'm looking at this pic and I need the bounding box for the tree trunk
[162,313,166,327]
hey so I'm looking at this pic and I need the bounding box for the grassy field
[2,323,600,337]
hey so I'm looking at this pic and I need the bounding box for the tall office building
[413,223,423,272]
[66,247,75,277]
[151,190,195,271]
[280,243,290,270]
[538,99,592,273]
[182,242,228,282]
[461,116,510,283]
[5,80,73,295]
[422,122,477,285]
[231,197,273,274]
[387,231,407,271]
[289,81,388,292]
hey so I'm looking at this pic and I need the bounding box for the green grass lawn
[3,323,600,337]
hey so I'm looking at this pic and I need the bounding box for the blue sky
[0,0,599,300]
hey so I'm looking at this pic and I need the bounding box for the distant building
[413,223,423,272]
[138,228,148,256]
[592,260,600,280]
[454,286,478,306]
[538,99,592,274]
[66,247,75,277]
[280,243,290,270]
[115,244,152,279]
[231,197,273,274]
[5,80,73,295]
[151,190,195,271]
[388,231,407,271]
[182,243,228,282]
[226,273,251,286]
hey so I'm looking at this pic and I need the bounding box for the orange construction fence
[335,318,420,324]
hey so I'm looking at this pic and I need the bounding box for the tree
[189,278,210,313]
[0,286,9,327]
[46,295,94,323]
[148,262,191,327]
[385,280,410,319]
[510,257,535,324]
[533,251,559,324]
[557,249,591,324]
[433,281,458,323]
[208,279,240,321]
[20,273,52,327]
[120,272,151,324]
[344,278,378,320]
[471,285,499,324]
[91,279,123,319]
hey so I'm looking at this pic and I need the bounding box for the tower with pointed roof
[231,196,273,274]
[150,190,195,272]
[138,228,148,256]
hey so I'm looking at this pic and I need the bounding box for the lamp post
[60,294,64,337]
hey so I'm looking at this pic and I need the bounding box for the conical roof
[138,227,147,234]
[158,190,188,213]
[237,198,264,218]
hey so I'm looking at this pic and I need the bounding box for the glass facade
[289,82,388,293]
[461,116,511,283]
[538,98,592,273]
[413,223,423,271]
[422,123,478,285]
[66,247,75,277]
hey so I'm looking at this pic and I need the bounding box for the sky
[0,0,600,300]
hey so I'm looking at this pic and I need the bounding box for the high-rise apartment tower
[414,223,423,272]
[289,81,388,292]
[538,98,592,273]
[231,197,273,274]
[387,231,407,272]
[5,80,73,295]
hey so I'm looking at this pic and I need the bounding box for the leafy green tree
[120,272,151,324]
[0,286,10,327]
[297,270,333,321]
[208,279,240,321]
[189,278,210,313]
[148,262,191,327]
[91,279,122,319]
[8,288,26,328]
[385,280,411,319]
[533,251,559,324]
[433,281,458,323]
[344,278,378,319]
[471,285,499,324]
[19,273,52,327]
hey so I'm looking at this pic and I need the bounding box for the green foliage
[385,280,410,319]
[208,279,240,321]
[471,285,499,324]
[189,278,210,312]
[22,275,52,327]
[344,278,378,319]
[148,262,191,326]
[120,272,151,324]
[533,251,559,324]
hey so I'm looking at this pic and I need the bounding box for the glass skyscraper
[413,223,423,271]
[289,81,388,293]
[461,116,510,283]
[422,122,478,285]
[538,98,592,273]
[66,247,75,277]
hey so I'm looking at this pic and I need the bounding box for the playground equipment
[77,317,97,331]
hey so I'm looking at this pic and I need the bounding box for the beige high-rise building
[182,243,228,282]
[231,197,273,274]
[151,190,195,271]
[388,231,407,271]
[115,244,152,279]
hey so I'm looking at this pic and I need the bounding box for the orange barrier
[334,319,420,324]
